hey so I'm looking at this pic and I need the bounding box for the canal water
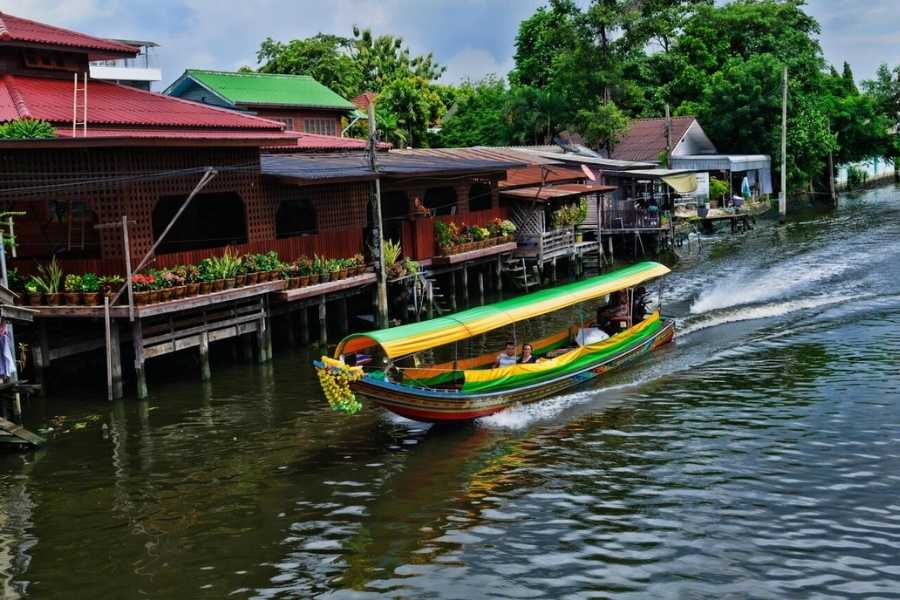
[2,185,899,599]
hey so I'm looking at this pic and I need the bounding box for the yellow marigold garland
[316,359,363,415]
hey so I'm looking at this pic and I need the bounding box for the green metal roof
[184,70,354,110]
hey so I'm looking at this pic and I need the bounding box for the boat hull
[353,319,675,423]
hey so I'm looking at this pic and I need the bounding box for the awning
[335,261,670,359]
[670,154,773,194]
[500,182,616,203]
[661,172,698,194]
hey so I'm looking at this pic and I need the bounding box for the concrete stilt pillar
[318,300,328,345]
[477,270,484,305]
[109,320,123,399]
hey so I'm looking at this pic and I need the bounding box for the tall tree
[256,34,361,98]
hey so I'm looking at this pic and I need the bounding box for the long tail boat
[318,261,674,423]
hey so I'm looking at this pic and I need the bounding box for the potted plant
[337,258,348,280]
[352,253,365,276]
[37,258,63,305]
[499,219,517,242]
[328,258,342,282]
[80,272,101,305]
[182,265,200,297]
[297,256,311,287]
[241,254,259,285]
[24,278,42,306]
[6,268,22,305]
[131,273,153,305]
[63,273,82,305]
[434,221,454,256]
[157,269,176,301]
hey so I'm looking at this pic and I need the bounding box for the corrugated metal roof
[523,150,656,170]
[0,74,288,130]
[176,70,355,111]
[261,151,522,183]
[264,132,390,152]
[0,11,138,59]
[393,147,557,165]
[500,182,616,203]
[611,116,695,162]
[499,165,585,188]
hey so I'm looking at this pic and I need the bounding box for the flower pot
[351,266,361,277]
[339,269,348,280]
[84,292,101,306]
[64,291,82,305]
[161,288,174,302]
[235,274,247,287]
[199,281,212,295]
[299,275,310,287]
[246,272,259,285]
[309,273,320,285]
[320,272,331,283]
[212,279,225,292]
[288,276,300,290]
[134,291,149,306]
[173,285,187,300]
[44,292,61,306]
[27,293,43,306]
[149,290,161,304]
[224,278,236,290]
[187,282,200,297]
[258,271,271,283]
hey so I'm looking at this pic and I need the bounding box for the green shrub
[0,118,56,140]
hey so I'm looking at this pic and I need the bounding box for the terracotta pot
[235,274,247,287]
[27,293,43,306]
[299,275,310,287]
[320,272,331,283]
[64,291,82,305]
[288,277,299,290]
[224,278,236,290]
[187,282,200,297]
[212,279,225,292]
[134,291,149,306]
[83,292,101,306]
[257,271,270,282]
[161,288,174,301]
[199,281,212,295]
[173,285,187,300]
[149,290,161,303]
[246,272,259,285]
[309,273,320,285]
[337,269,347,280]
[43,292,61,306]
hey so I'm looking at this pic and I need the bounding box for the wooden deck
[277,272,375,302]
[430,242,517,266]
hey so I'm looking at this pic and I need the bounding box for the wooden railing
[514,228,574,260]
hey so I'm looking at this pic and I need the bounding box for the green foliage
[0,118,56,140]
[436,76,513,147]
[80,273,101,293]
[551,198,588,228]
[574,100,628,151]
[257,34,361,98]
[63,274,82,293]
[377,76,446,148]
[845,165,868,189]
[35,257,63,294]
[382,239,402,266]
[708,176,729,202]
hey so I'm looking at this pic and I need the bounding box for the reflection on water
[1,186,900,598]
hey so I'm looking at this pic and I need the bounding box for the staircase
[502,257,540,291]
[406,272,450,320]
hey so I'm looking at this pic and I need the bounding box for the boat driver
[494,342,518,368]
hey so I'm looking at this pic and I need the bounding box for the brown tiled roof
[499,165,585,189]
[611,116,696,163]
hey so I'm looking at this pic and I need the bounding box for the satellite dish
[581,164,597,181]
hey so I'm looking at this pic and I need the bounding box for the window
[424,187,457,216]
[272,117,294,130]
[304,118,337,136]
[276,198,316,238]
[152,192,247,253]
[468,182,493,211]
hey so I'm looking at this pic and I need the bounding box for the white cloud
[442,47,512,84]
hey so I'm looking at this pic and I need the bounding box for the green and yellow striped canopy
[335,261,670,359]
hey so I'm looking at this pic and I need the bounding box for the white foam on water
[679,293,867,336]
[477,390,599,430]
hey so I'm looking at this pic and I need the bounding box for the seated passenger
[520,343,537,364]
[632,286,651,322]
[494,342,518,368]
[597,290,629,335]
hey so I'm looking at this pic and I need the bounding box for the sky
[4,0,899,91]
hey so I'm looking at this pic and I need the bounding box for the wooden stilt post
[338,298,349,334]
[426,281,434,320]
[199,331,211,381]
[496,256,504,295]
[461,265,469,307]
[109,315,123,399]
[318,300,328,345]
[450,272,458,311]
[551,257,558,283]
[299,306,309,345]
[35,320,50,395]
[255,300,267,363]
[477,270,484,305]
[132,319,147,399]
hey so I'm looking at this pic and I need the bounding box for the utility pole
[367,102,389,328]
[779,65,788,223]
[664,103,672,169]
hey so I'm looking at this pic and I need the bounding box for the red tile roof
[610,116,696,163]
[499,165,585,189]
[0,12,137,59]
[352,91,378,110]
[266,131,390,152]
[0,74,286,130]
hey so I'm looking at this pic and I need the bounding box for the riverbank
[2,184,899,598]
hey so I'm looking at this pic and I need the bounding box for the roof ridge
[630,115,695,122]
[0,11,137,53]
[188,69,314,80]
[1,74,32,119]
